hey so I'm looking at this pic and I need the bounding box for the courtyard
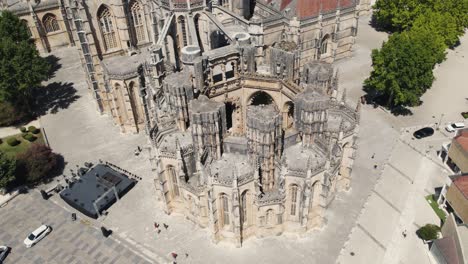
[0,12,466,264]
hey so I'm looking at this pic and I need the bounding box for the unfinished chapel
[4,0,368,246]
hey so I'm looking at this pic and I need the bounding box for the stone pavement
[0,191,152,264]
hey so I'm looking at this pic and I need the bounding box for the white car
[24,225,51,248]
[445,122,465,132]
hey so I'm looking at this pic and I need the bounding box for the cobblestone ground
[0,192,152,264]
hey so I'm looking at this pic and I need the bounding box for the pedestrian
[374,164,377,169]
[138,146,142,152]
[171,252,178,263]
[185,253,189,258]
[371,153,375,159]
[154,222,159,229]
[402,230,407,238]
[163,223,169,230]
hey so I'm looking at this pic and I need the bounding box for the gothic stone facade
[5,0,363,246]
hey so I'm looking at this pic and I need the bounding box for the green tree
[417,224,440,240]
[372,0,427,32]
[0,10,31,43]
[0,11,50,114]
[0,152,16,189]
[364,30,445,108]
[412,11,462,48]
[431,0,468,30]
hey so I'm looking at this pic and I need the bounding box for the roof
[454,129,468,152]
[265,0,356,20]
[432,236,461,264]
[450,173,468,200]
[59,164,136,219]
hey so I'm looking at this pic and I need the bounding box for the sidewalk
[0,119,40,138]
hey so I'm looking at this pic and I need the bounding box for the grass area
[0,131,45,158]
[426,194,447,222]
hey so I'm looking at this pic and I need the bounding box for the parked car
[24,225,51,248]
[413,127,435,139]
[0,246,10,264]
[445,122,465,132]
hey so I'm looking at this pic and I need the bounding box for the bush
[6,137,20,146]
[16,144,59,184]
[20,126,26,133]
[28,126,39,134]
[24,134,37,142]
[417,224,440,241]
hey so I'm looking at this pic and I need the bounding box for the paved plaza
[0,12,466,264]
[0,191,152,264]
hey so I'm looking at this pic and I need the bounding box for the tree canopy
[0,11,50,115]
[367,0,468,110]
[16,144,59,184]
[0,152,16,189]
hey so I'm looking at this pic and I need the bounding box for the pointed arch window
[98,6,117,50]
[320,35,329,55]
[290,185,298,216]
[241,191,248,224]
[21,20,32,37]
[130,1,146,43]
[43,14,60,33]
[178,16,187,47]
[220,194,230,227]
[266,209,275,226]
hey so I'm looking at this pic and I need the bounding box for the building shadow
[33,82,80,116]
[44,55,62,79]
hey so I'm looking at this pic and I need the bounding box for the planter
[462,112,468,119]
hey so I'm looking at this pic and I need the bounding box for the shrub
[28,126,39,134]
[24,134,36,142]
[16,144,59,184]
[462,112,468,119]
[20,126,26,133]
[417,224,440,241]
[6,137,20,146]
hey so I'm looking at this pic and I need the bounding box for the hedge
[6,137,20,146]
[417,224,440,241]
[28,126,39,134]
[24,134,37,142]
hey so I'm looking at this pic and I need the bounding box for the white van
[445,122,465,132]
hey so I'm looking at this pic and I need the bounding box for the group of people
[153,222,169,234]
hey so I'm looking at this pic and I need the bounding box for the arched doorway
[249,91,274,106]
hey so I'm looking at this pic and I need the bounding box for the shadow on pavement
[33,82,80,116]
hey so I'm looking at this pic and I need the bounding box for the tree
[0,10,31,43]
[0,11,50,115]
[0,152,16,189]
[372,0,427,32]
[16,144,59,184]
[412,11,462,48]
[417,224,440,241]
[431,0,468,31]
[364,30,445,108]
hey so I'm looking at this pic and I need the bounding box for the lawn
[0,131,45,158]
[425,194,447,222]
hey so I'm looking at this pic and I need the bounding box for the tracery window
[98,6,117,50]
[43,14,60,33]
[290,185,298,216]
[130,1,146,43]
[320,35,329,55]
[220,194,230,227]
